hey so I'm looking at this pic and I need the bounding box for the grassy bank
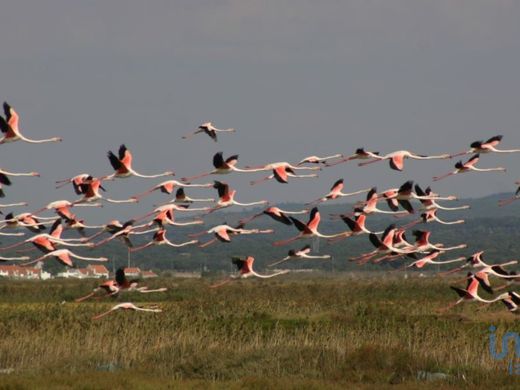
[0,275,518,388]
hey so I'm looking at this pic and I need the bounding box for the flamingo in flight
[32,199,102,221]
[247,162,320,185]
[0,201,28,209]
[134,203,208,227]
[268,245,331,267]
[296,154,343,166]
[0,102,62,144]
[411,230,467,254]
[414,184,470,211]
[210,256,289,288]
[0,255,30,261]
[439,272,503,311]
[170,188,214,205]
[0,168,39,197]
[325,148,381,167]
[346,188,409,217]
[129,228,198,252]
[74,176,137,205]
[0,212,52,233]
[441,251,519,278]
[402,208,465,229]
[405,249,466,269]
[450,135,520,158]
[350,225,409,264]
[239,206,308,226]
[498,184,520,207]
[91,220,158,248]
[106,144,175,180]
[206,181,268,213]
[379,181,457,214]
[328,209,385,243]
[498,291,520,313]
[55,173,92,193]
[21,248,108,267]
[139,208,204,229]
[370,228,420,264]
[272,207,345,246]
[131,179,212,201]
[92,302,162,320]
[382,181,457,202]
[181,152,255,182]
[191,223,273,248]
[0,219,91,253]
[358,149,450,171]
[433,154,506,181]
[76,267,167,302]
[306,179,370,205]
[182,122,235,142]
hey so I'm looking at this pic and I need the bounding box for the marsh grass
[0,274,519,388]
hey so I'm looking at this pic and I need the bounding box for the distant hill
[1,192,518,274]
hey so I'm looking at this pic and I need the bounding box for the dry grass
[0,274,518,388]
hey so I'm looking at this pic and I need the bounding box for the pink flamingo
[191,223,273,248]
[498,292,520,313]
[91,221,158,248]
[134,203,209,227]
[0,102,62,144]
[411,230,467,254]
[414,184,470,211]
[405,250,466,269]
[439,272,503,311]
[402,209,465,229]
[272,207,345,246]
[325,148,381,167]
[21,248,108,267]
[239,206,308,226]
[0,255,30,261]
[210,256,289,288]
[306,179,370,205]
[441,251,519,278]
[170,188,214,204]
[0,168,39,197]
[450,135,520,158]
[131,179,212,201]
[129,228,198,252]
[0,212,53,233]
[73,176,137,205]
[0,219,91,253]
[55,173,91,193]
[359,149,450,171]
[106,144,175,179]
[433,154,506,181]
[378,181,457,214]
[297,154,343,166]
[328,210,385,243]
[350,225,406,264]
[32,199,102,220]
[182,121,235,142]
[207,181,268,213]
[248,162,319,185]
[76,268,167,302]
[92,302,162,320]
[345,188,409,217]
[268,245,331,267]
[181,152,256,182]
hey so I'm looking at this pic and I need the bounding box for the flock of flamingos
[1,101,520,319]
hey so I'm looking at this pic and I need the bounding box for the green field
[0,274,519,389]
